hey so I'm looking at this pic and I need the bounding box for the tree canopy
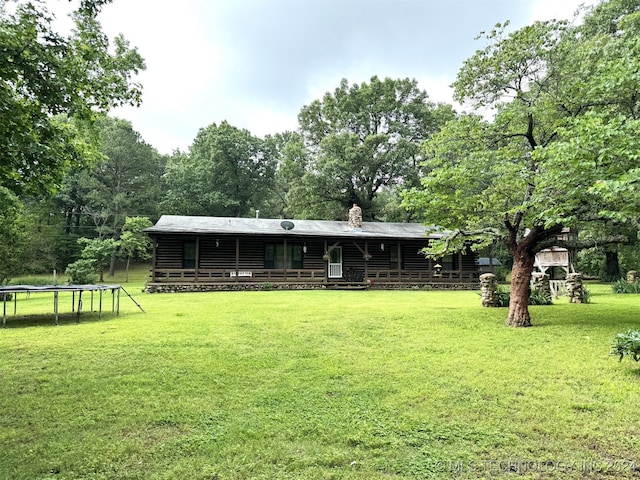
[84,116,164,237]
[162,121,276,217]
[403,0,640,326]
[0,0,145,195]
[284,76,455,220]
[0,186,27,283]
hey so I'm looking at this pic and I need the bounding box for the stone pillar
[531,272,552,303]
[480,273,499,307]
[566,273,584,303]
[627,270,637,284]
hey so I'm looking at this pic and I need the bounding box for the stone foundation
[369,282,479,290]
[146,283,326,293]
[627,270,637,284]
[146,282,480,293]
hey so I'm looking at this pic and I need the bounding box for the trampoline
[0,284,143,327]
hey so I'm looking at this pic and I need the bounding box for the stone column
[566,273,584,303]
[531,272,552,303]
[480,273,499,307]
[627,270,637,284]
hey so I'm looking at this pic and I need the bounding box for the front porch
[146,266,479,292]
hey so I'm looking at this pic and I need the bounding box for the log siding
[148,234,479,290]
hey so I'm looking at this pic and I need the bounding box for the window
[264,243,303,269]
[183,240,196,268]
[440,254,456,271]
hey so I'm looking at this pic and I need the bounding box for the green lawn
[1,284,639,479]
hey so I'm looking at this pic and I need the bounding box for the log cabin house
[145,215,480,292]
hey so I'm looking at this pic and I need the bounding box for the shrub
[529,291,553,306]
[65,259,98,285]
[611,279,640,294]
[495,286,511,307]
[610,331,640,362]
[262,282,274,291]
[487,287,553,307]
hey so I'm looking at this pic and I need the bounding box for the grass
[1,284,639,479]
[4,262,152,287]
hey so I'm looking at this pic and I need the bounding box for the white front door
[328,247,343,278]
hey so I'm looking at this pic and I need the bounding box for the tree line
[2,0,639,327]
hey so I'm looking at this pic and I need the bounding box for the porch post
[235,237,240,282]
[283,237,288,281]
[195,237,200,283]
[364,241,368,280]
[324,240,328,283]
[151,236,157,282]
[458,251,463,280]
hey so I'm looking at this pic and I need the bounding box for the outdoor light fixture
[381,243,385,251]
[433,263,442,277]
[216,239,219,247]
[303,243,307,254]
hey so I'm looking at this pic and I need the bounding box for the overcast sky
[51,0,599,154]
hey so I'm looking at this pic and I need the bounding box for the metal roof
[145,215,443,240]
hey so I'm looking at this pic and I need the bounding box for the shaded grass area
[1,285,639,479]
[5,262,152,287]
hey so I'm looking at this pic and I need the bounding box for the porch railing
[549,280,567,297]
[366,269,478,283]
[151,268,325,283]
[151,268,479,284]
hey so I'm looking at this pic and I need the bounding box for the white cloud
[527,0,600,23]
[40,0,601,154]
[243,106,300,138]
[415,75,456,106]
[101,0,221,113]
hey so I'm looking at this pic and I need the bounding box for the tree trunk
[506,246,536,327]
[604,250,620,281]
[109,252,117,277]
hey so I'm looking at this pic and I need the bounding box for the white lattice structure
[534,228,576,276]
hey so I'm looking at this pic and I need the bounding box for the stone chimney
[348,203,363,229]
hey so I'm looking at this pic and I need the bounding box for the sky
[50,0,598,154]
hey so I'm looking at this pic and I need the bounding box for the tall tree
[0,0,145,196]
[87,117,164,273]
[403,1,640,327]
[287,76,454,220]
[75,237,118,282]
[261,131,299,218]
[29,117,163,273]
[119,216,152,282]
[0,187,27,284]
[162,121,276,217]
[85,117,164,236]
